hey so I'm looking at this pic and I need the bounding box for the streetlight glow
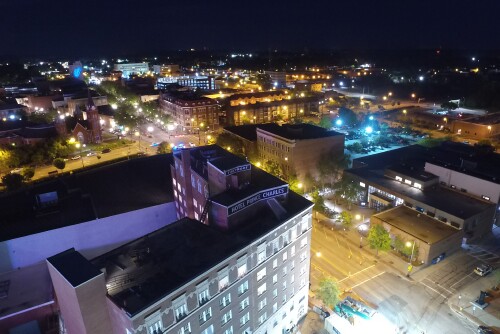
[365,126,373,134]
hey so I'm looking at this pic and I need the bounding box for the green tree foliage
[339,211,353,229]
[157,141,172,154]
[22,167,35,180]
[346,142,363,153]
[367,224,392,256]
[316,277,341,308]
[318,116,332,129]
[215,133,244,156]
[27,109,58,124]
[114,104,141,129]
[53,158,66,170]
[262,160,283,178]
[338,107,358,127]
[317,151,351,188]
[311,190,326,212]
[1,173,24,191]
[332,177,358,210]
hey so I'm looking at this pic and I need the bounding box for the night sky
[1,0,499,57]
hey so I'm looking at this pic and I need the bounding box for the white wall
[0,202,177,272]
[425,162,500,203]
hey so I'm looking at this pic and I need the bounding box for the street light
[406,240,416,277]
[135,131,141,152]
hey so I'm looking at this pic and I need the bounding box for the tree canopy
[338,107,358,127]
[367,224,392,256]
[215,132,245,156]
[316,277,341,308]
[2,173,24,192]
[53,158,66,170]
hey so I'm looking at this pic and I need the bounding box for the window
[221,310,232,325]
[282,266,287,277]
[414,182,422,189]
[193,198,198,207]
[482,195,491,201]
[191,175,196,187]
[147,320,162,334]
[282,251,288,262]
[175,303,188,321]
[258,297,267,310]
[273,274,278,284]
[290,245,296,256]
[179,323,191,334]
[395,176,402,182]
[360,182,366,188]
[197,180,202,193]
[282,294,287,304]
[300,252,307,262]
[257,267,266,281]
[219,275,229,292]
[240,313,250,327]
[282,281,287,291]
[223,326,233,334]
[273,259,278,269]
[404,179,412,185]
[290,260,295,270]
[300,238,307,248]
[301,219,308,233]
[273,302,278,313]
[273,288,278,298]
[258,282,267,296]
[237,258,247,278]
[200,325,214,334]
[258,312,267,325]
[291,274,295,283]
[199,307,212,325]
[220,293,231,309]
[238,281,249,296]
[257,249,266,264]
[300,278,306,288]
[198,289,210,306]
[240,297,249,311]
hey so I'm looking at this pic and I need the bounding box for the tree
[53,158,66,170]
[367,224,391,256]
[2,173,24,191]
[318,116,332,129]
[311,190,326,212]
[318,152,351,188]
[316,277,341,309]
[22,167,35,181]
[346,142,363,153]
[262,160,282,178]
[332,177,358,210]
[157,141,172,154]
[216,133,244,156]
[338,211,353,230]
[338,107,358,127]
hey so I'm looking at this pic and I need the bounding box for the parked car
[10,168,23,174]
[101,148,111,154]
[189,142,196,147]
[474,264,493,277]
[477,326,494,334]
[87,152,97,157]
[71,155,81,160]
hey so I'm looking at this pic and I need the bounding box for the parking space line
[351,271,385,289]
[419,281,450,299]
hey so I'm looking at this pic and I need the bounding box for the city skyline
[1,0,500,57]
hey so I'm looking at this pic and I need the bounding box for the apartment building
[160,91,219,132]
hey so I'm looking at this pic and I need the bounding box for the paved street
[309,203,500,333]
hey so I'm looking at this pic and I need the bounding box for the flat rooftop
[47,249,102,287]
[224,124,258,142]
[0,262,53,320]
[373,206,460,244]
[257,123,344,141]
[0,154,174,242]
[459,112,500,125]
[386,165,438,183]
[346,167,495,220]
[92,191,312,316]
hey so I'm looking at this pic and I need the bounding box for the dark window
[426,211,435,218]
[450,221,460,228]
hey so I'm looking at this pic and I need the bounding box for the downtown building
[42,145,313,334]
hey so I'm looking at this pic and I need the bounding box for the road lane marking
[419,281,450,299]
[350,271,385,288]
[450,273,475,289]
[338,264,377,283]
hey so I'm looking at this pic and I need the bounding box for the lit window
[179,323,191,334]
[404,179,412,185]
[273,274,278,284]
[257,268,266,281]
[240,312,250,326]
[220,293,231,309]
[238,281,249,296]
[219,275,229,292]
[258,297,267,310]
[273,259,278,269]
[482,195,490,201]
[300,238,307,248]
[199,307,212,325]
[239,297,249,311]
[282,252,287,262]
[414,182,422,189]
[359,182,366,188]
[237,257,247,278]
[221,310,232,325]
[257,283,267,296]
[395,176,402,182]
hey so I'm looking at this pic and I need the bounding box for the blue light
[365,126,373,134]
[73,67,82,78]
[335,119,342,126]
[9,115,15,120]
[369,116,374,120]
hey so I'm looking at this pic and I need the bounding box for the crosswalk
[466,244,500,267]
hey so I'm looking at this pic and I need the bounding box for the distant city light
[419,76,424,81]
[339,81,344,86]
[365,126,373,134]
[369,116,374,120]
[335,119,342,126]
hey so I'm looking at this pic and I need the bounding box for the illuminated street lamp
[411,93,416,99]
[365,126,373,134]
[406,240,416,277]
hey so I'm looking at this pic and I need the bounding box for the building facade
[157,75,217,90]
[114,63,150,78]
[45,146,313,334]
[160,92,219,132]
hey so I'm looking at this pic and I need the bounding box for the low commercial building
[157,75,217,90]
[346,142,498,243]
[114,62,149,78]
[452,112,500,140]
[371,205,463,264]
